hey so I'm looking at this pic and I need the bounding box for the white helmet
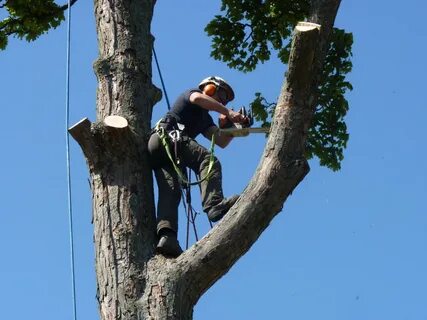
[198,76,235,102]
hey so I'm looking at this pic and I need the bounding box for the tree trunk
[72,0,161,318]
[70,0,342,319]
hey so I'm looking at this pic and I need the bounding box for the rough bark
[72,0,162,318]
[70,0,342,319]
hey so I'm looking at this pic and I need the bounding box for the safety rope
[152,47,171,110]
[183,172,199,249]
[65,1,77,320]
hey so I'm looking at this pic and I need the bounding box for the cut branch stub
[68,117,96,164]
[68,117,92,143]
[69,115,133,171]
[98,116,132,157]
[103,115,128,129]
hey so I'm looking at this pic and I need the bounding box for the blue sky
[0,1,426,319]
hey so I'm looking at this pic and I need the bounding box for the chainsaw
[218,106,268,137]
[218,106,254,129]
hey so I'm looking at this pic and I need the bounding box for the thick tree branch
[172,3,341,302]
[173,22,319,303]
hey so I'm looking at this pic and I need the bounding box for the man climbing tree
[1,0,352,319]
[148,76,247,257]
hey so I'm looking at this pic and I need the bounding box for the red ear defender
[203,83,217,96]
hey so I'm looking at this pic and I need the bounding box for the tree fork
[70,19,334,320]
[70,0,342,317]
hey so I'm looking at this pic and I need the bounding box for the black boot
[207,195,239,222]
[156,229,183,258]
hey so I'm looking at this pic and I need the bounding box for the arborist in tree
[148,76,248,257]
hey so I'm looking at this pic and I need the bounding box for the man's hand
[226,109,247,123]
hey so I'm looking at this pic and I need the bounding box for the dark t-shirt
[165,88,215,138]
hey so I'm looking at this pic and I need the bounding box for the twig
[59,0,79,11]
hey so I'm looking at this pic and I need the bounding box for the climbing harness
[154,120,216,248]
[154,119,216,187]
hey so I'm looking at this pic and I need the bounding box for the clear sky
[1,1,426,319]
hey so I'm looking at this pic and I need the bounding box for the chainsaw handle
[218,113,233,129]
[218,107,253,129]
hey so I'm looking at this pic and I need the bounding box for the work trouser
[147,132,224,234]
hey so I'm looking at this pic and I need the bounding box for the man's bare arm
[189,92,244,123]
[203,126,233,149]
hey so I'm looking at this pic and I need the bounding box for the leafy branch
[249,92,276,129]
[0,0,79,50]
[207,0,353,171]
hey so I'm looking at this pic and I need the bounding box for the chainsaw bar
[219,127,270,137]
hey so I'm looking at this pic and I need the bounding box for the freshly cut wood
[296,21,321,32]
[103,115,128,129]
